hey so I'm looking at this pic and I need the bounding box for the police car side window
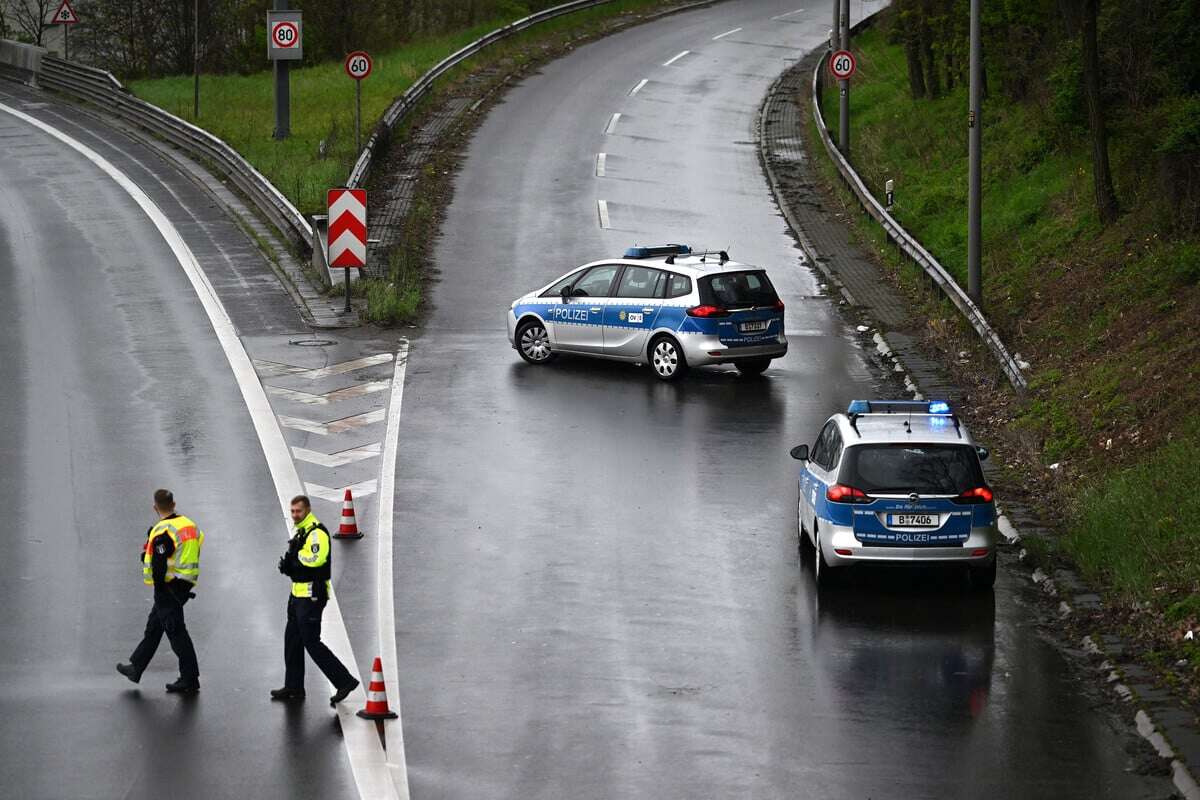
[616,267,666,298]
[573,265,621,297]
[828,429,844,469]
[665,274,692,299]
[813,423,838,471]
[541,270,583,298]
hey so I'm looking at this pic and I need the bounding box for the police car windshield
[699,271,779,308]
[839,444,984,495]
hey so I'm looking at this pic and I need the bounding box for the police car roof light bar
[624,244,692,259]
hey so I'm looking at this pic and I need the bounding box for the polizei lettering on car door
[548,306,591,322]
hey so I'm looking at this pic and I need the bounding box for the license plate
[889,514,935,527]
[739,320,769,333]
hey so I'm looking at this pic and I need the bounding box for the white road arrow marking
[305,479,378,503]
[268,379,392,406]
[278,407,386,435]
[292,442,381,468]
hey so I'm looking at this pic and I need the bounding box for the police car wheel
[968,557,997,590]
[517,320,555,364]
[797,497,814,559]
[649,336,688,381]
[735,358,771,376]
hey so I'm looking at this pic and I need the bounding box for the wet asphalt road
[391,2,1171,799]
[0,91,357,798]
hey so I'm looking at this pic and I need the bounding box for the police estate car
[507,244,788,380]
[790,400,998,589]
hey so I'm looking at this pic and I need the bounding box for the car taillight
[827,484,870,504]
[686,305,729,318]
[954,486,994,504]
[772,299,785,311]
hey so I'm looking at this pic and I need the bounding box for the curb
[757,35,1200,800]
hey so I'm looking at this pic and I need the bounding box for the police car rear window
[838,444,984,495]
[699,271,779,307]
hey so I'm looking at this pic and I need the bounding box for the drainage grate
[288,338,336,347]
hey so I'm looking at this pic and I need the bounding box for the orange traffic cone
[334,488,364,539]
[356,657,398,720]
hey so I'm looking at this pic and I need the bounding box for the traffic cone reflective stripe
[334,488,364,539]
[356,657,397,720]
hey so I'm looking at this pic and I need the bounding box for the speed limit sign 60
[344,51,373,80]
[830,49,856,80]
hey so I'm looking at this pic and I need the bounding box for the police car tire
[735,358,771,376]
[516,319,556,364]
[969,558,997,590]
[814,529,838,588]
[797,496,814,559]
[649,335,688,381]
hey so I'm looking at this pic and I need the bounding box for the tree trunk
[920,16,941,98]
[1080,0,1119,223]
[897,1,927,99]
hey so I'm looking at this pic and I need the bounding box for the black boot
[329,678,359,706]
[165,677,200,694]
[116,663,140,684]
[270,687,306,701]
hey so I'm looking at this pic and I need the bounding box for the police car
[790,400,998,589]
[507,244,788,380]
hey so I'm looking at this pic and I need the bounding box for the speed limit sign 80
[267,10,302,61]
[830,49,856,80]
[344,51,373,80]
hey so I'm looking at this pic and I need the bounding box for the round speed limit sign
[344,51,373,80]
[271,21,299,49]
[830,49,856,80]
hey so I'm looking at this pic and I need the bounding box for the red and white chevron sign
[327,188,367,269]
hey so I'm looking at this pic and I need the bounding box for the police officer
[117,489,204,694]
[270,495,359,705]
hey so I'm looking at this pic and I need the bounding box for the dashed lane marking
[0,101,400,800]
[662,50,690,67]
[629,78,648,96]
[771,8,805,20]
[597,200,611,229]
[605,112,621,134]
[278,408,387,435]
[292,442,381,468]
[267,379,392,406]
[712,27,742,39]
[595,153,607,177]
[305,479,378,503]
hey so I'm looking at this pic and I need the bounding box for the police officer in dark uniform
[270,495,359,705]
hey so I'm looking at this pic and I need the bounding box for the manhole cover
[288,338,336,347]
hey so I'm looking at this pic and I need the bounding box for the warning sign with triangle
[49,0,78,24]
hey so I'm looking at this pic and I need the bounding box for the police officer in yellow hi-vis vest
[270,495,359,704]
[117,489,203,693]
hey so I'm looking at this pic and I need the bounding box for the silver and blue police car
[506,244,788,380]
[790,400,998,589]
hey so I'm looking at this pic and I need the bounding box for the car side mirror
[976,446,989,461]
[560,285,572,303]
[790,444,809,461]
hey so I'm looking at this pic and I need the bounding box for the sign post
[267,4,303,140]
[327,189,368,313]
[48,0,79,61]
[343,51,373,153]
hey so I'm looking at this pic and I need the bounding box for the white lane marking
[662,50,690,66]
[292,442,381,468]
[375,342,411,796]
[267,379,392,406]
[605,112,621,134]
[597,200,611,229]
[253,359,308,378]
[771,8,805,20]
[629,78,648,96]
[595,153,607,177]
[305,479,378,503]
[712,27,742,40]
[302,352,394,380]
[278,407,387,435]
[0,102,399,800]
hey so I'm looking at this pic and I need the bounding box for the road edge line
[0,101,399,800]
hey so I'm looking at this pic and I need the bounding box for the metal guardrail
[36,55,314,254]
[347,0,613,187]
[811,50,1028,392]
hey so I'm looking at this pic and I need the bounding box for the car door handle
[590,307,602,312]
[642,307,656,313]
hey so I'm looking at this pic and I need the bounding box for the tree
[896,0,928,99]
[11,0,53,46]
[1060,0,1120,224]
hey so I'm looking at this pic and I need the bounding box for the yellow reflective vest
[142,514,204,586]
[290,512,332,599]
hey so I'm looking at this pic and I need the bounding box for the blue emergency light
[846,399,954,415]
[624,244,692,259]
